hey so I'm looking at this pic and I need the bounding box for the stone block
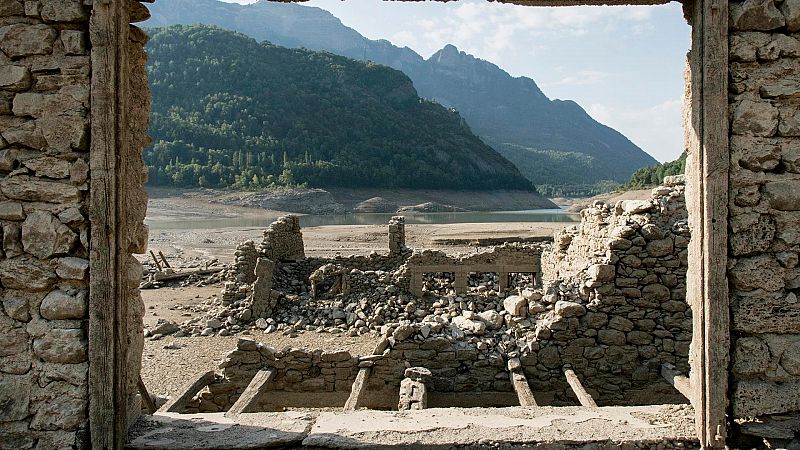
[732,292,800,333]
[0,176,81,203]
[730,214,775,256]
[40,0,86,22]
[646,238,673,258]
[730,0,785,31]
[22,210,77,259]
[503,295,527,317]
[13,92,85,119]
[733,380,800,417]
[0,255,56,291]
[40,289,86,320]
[730,255,785,292]
[30,380,86,431]
[642,283,670,302]
[0,373,30,421]
[783,0,800,31]
[731,135,782,172]
[780,108,800,137]
[0,24,57,57]
[598,329,627,346]
[733,336,771,376]
[0,65,30,91]
[732,99,779,137]
[0,0,24,17]
[23,156,70,179]
[0,326,29,358]
[33,328,86,363]
[554,300,586,318]
[587,264,615,282]
[0,201,23,220]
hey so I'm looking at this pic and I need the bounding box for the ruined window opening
[83,0,731,447]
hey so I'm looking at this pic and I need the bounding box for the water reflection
[146,209,579,230]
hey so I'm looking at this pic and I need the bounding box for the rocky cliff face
[144,0,658,185]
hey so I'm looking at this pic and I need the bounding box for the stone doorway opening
[85,0,731,448]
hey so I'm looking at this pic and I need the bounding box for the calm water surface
[146,209,579,230]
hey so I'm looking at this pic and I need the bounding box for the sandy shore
[145,192,574,262]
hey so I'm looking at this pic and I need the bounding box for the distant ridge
[144,25,541,194]
[144,0,658,187]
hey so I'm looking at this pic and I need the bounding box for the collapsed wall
[531,176,691,405]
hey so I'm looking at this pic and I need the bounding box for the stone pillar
[388,216,406,256]
[499,271,509,292]
[234,240,258,284]
[454,270,468,295]
[251,257,275,318]
[411,271,423,297]
[397,367,431,411]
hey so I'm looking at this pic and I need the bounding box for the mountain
[143,0,659,186]
[144,25,536,192]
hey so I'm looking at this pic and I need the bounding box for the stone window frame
[86,0,729,448]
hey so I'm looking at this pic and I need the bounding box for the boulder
[503,295,527,317]
[554,300,586,318]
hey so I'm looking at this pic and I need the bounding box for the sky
[223,0,691,163]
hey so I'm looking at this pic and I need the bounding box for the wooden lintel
[158,371,215,413]
[562,366,597,407]
[226,369,276,416]
[343,367,371,411]
[510,371,538,407]
[661,363,693,403]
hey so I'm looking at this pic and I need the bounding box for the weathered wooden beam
[562,366,597,407]
[149,250,162,271]
[226,369,276,416]
[153,267,223,282]
[158,371,215,413]
[510,371,538,407]
[661,363,693,403]
[138,375,157,414]
[344,367,371,411]
[158,251,172,269]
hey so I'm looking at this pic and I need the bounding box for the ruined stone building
[1,0,800,448]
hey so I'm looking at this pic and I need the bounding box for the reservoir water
[146,209,579,230]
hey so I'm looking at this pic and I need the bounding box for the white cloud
[541,70,610,88]
[587,98,684,163]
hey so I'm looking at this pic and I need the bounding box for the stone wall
[187,338,365,412]
[530,177,690,405]
[260,215,304,262]
[727,1,800,444]
[388,215,405,256]
[0,1,93,447]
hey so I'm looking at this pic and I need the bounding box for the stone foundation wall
[0,1,93,447]
[727,1,800,444]
[187,339,364,412]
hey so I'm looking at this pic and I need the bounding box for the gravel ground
[139,286,380,398]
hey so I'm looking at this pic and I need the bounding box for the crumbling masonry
[2,0,800,448]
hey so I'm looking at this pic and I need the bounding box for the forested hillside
[144,25,535,191]
[624,152,686,189]
[144,0,659,190]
